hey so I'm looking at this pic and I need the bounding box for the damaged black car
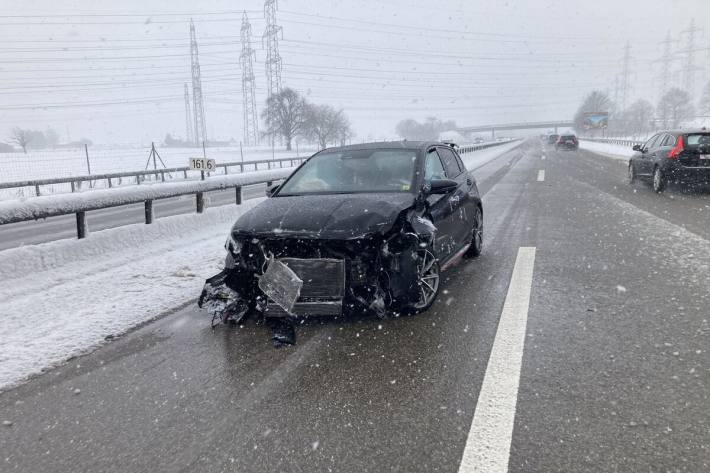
[199,141,483,333]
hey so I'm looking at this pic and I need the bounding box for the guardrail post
[200,171,205,181]
[136,174,141,185]
[76,211,87,239]
[70,181,76,192]
[235,186,242,205]
[254,163,258,171]
[183,170,188,179]
[160,171,165,182]
[145,200,153,224]
[267,181,273,187]
[107,178,112,188]
[224,166,229,175]
[35,184,41,196]
[196,192,204,213]
[240,164,244,173]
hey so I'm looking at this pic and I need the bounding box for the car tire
[403,248,440,314]
[628,162,636,183]
[652,166,666,193]
[465,206,483,258]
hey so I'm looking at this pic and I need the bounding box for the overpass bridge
[457,120,574,139]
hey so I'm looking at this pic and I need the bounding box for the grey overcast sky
[0,0,708,144]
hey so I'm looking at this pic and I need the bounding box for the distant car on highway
[546,134,559,145]
[474,137,485,144]
[629,129,710,193]
[555,134,579,151]
[199,141,483,339]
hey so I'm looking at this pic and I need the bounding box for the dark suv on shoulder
[628,129,710,193]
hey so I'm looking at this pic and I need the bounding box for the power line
[183,82,194,143]
[240,11,259,146]
[680,19,704,98]
[190,19,207,145]
[263,0,282,99]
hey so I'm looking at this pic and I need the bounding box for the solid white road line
[458,247,537,473]
[537,170,545,182]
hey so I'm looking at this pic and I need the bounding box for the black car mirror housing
[426,178,458,195]
[266,184,280,197]
[632,144,642,152]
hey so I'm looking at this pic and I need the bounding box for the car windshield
[277,149,417,195]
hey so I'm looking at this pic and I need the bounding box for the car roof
[659,129,709,135]
[321,141,444,153]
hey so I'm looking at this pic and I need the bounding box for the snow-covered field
[579,140,635,161]
[0,141,521,390]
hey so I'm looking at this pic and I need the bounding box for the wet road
[2,140,709,472]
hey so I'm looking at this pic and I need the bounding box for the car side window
[661,134,676,147]
[436,147,462,178]
[643,134,659,151]
[454,153,466,173]
[424,149,447,181]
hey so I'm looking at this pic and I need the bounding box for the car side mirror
[632,144,641,152]
[426,178,458,195]
[266,183,280,197]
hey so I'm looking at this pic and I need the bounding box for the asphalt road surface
[2,140,709,472]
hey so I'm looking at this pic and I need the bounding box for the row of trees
[394,117,458,141]
[575,81,710,138]
[261,88,353,150]
[6,127,92,153]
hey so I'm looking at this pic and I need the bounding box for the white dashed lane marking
[457,247,537,473]
[537,170,545,182]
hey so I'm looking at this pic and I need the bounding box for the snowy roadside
[0,200,262,390]
[579,140,635,162]
[461,140,522,170]
[0,142,521,391]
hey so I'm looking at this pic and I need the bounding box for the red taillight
[668,135,684,159]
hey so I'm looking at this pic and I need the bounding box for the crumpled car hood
[232,193,416,239]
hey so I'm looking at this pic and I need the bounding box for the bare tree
[395,117,457,141]
[657,88,695,129]
[304,104,353,149]
[261,87,308,151]
[623,99,655,138]
[10,127,31,153]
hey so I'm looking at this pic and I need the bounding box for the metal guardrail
[579,137,643,147]
[0,140,517,240]
[0,155,309,197]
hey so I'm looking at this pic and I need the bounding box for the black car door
[436,146,473,249]
[637,134,661,175]
[423,148,459,259]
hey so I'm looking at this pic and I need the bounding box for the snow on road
[0,142,519,390]
[0,200,261,390]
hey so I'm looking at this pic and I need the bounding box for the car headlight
[225,233,243,254]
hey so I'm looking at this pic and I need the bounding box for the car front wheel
[628,162,636,183]
[407,248,440,313]
[465,206,483,258]
[653,166,666,193]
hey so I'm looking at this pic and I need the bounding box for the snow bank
[0,199,262,390]
[0,168,291,224]
[461,140,523,170]
[579,140,635,161]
